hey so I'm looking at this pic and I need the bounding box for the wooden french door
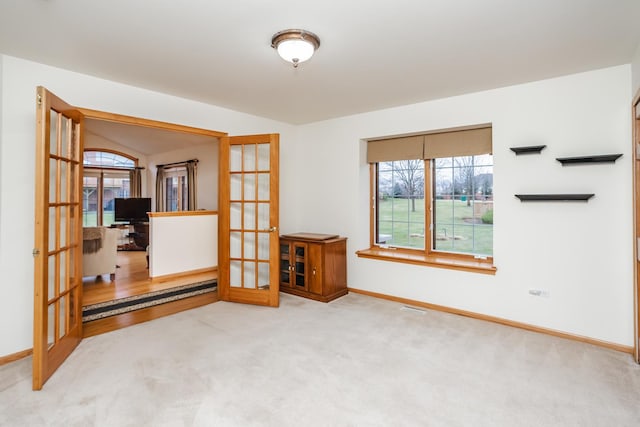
[219,134,280,306]
[634,93,640,364]
[33,87,84,389]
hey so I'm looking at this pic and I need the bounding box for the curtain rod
[157,159,199,168]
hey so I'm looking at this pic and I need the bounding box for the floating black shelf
[556,154,622,165]
[510,145,546,155]
[515,194,595,202]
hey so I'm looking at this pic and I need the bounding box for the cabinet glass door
[293,243,307,290]
[280,243,290,287]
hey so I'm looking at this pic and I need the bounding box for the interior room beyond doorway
[80,114,222,332]
[82,251,218,306]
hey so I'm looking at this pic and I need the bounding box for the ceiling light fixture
[271,29,320,68]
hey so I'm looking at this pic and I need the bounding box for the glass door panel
[243,144,256,171]
[231,174,242,199]
[258,263,270,288]
[258,233,270,261]
[82,175,99,226]
[257,173,269,200]
[230,261,242,287]
[230,145,242,171]
[244,203,256,231]
[257,143,270,170]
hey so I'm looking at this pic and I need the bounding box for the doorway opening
[78,113,223,335]
[34,87,281,389]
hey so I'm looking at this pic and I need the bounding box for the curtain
[367,135,424,163]
[155,166,166,212]
[129,168,142,198]
[423,127,492,158]
[367,125,492,163]
[186,161,197,210]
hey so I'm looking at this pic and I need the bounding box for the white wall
[0,53,634,357]
[149,214,218,278]
[147,141,218,210]
[0,56,3,251]
[289,65,633,347]
[0,54,294,357]
[632,42,640,98]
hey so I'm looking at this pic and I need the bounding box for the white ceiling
[1,0,640,125]
[84,118,217,156]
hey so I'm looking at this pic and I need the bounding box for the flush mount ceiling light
[271,29,320,68]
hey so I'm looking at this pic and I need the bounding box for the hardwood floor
[82,251,218,337]
[82,251,217,306]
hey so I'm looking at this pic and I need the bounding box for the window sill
[356,247,496,275]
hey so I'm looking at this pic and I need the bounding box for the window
[83,170,131,226]
[155,160,197,212]
[433,155,493,255]
[84,150,135,168]
[360,126,495,274]
[164,166,188,211]
[376,160,425,249]
[82,150,138,226]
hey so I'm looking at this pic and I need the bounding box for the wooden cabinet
[279,233,348,302]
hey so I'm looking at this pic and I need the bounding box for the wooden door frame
[78,108,228,139]
[633,90,640,364]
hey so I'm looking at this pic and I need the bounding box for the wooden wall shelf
[510,145,546,155]
[556,154,622,165]
[515,194,595,202]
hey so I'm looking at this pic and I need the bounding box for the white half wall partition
[148,211,218,278]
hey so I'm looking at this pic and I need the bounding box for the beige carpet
[1,293,639,426]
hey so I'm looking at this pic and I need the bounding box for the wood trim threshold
[348,287,634,355]
[151,267,218,282]
[0,348,33,366]
[83,291,219,338]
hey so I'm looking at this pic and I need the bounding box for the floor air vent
[401,305,426,314]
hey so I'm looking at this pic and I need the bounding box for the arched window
[83,150,139,227]
[83,150,136,168]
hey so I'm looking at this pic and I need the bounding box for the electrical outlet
[529,289,550,298]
